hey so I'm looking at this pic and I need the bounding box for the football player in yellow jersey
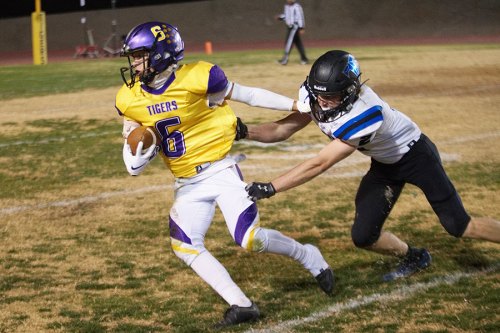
[115,21,333,328]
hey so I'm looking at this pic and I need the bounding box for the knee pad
[170,238,204,266]
[439,214,471,238]
[351,223,380,248]
[431,193,471,237]
[241,227,269,252]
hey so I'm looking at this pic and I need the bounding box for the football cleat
[315,267,335,295]
[304,244,335,295]
[214,302,260,329]
[383,247,432,282]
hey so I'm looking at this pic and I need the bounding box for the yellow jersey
[116,61,236,178]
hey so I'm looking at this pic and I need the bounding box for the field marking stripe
[0,130,117,148]
[0,148,467,216]
[245,265,498,333]
[0,130,495,216]
[1,130,499,150]
[0,167,370,216]
[236,130,500,150]
[0,185,171,216]
[439,131,500,145]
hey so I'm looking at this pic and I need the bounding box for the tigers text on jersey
[115,61,237,178]
[310,86,421,164]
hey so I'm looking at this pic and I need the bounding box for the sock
[257,228,323,275]
[190,251,252,307]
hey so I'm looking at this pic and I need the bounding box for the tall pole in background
[111,0,118,53]
[31,0,47,65]
[103,0,121,56]
[80,0,87,45]
[74,0,99,58]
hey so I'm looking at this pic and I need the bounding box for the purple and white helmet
[120,21,184,87]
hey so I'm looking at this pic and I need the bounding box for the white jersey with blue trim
[311,85,421,164]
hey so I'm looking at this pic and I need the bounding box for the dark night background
[2,0,201,19]
[1,0,499,60]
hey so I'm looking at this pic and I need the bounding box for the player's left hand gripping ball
[245,182,276,201]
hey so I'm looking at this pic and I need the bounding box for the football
[127,126,159,155]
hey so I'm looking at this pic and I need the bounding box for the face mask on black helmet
[120,22,185,88]
[305,50,362,122]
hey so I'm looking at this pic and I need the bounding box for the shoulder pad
[176,61,215,95]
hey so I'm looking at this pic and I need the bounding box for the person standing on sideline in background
[276,0,309,65]
[115,21,333,329]
[239,50,500,282]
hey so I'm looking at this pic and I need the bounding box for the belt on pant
[407,140,417,149]
[407,134,423,149]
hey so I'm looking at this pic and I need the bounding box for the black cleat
[315,267,335,295]
[214,302,260,329]
[383,247,432,282]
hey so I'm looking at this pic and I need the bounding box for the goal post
[32,0,48,65]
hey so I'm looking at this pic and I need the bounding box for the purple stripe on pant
[234,202,258,246]
[169,215,192,244]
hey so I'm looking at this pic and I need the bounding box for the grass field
[0,44,499,332]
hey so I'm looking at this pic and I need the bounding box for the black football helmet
[120,22,184,88]
[305,50,362,122]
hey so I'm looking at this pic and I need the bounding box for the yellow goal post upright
[32,0,48,65]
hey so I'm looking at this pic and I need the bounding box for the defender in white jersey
[241,50,500,281]
[116,21,333,328]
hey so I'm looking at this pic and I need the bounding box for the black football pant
[351,134,471,248]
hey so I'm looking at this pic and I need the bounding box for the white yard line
[0,168,368,216]
[0,185,171,216]
[236,131,500,150]
[239,152,458,176]
[244,265,498,333]
[1,130,498,150]
[439,131,500,145]
[0,152,460,217]
[0,130,117,148]
[0,131,493,216]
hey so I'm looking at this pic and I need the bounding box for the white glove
[297,85,311,113]
[123,140,159,176]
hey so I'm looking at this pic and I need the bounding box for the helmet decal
[344,55,360,77]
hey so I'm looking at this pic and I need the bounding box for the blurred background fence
[1,0,499,58]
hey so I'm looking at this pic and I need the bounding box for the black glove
[245,182,276,201]
[235,117,248,141]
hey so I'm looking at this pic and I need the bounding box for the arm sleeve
[229,83,294,111]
